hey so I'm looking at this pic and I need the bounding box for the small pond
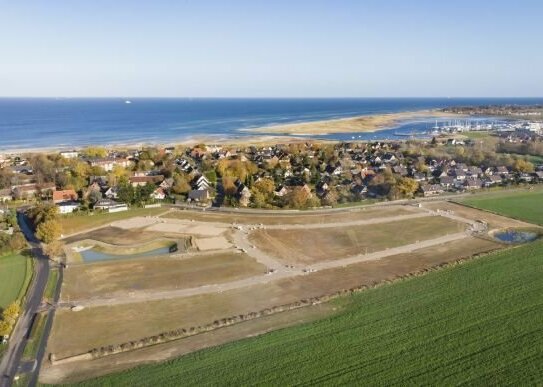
[80,246,174,263]
[493,229,540,244]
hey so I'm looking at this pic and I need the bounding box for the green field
[462,190,543,226]
[72,240,543,386]
[0,254,31,309]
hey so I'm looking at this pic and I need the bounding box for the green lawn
[462,190,543,226]
[72,240,543,386]
[59,207,167,234]
[0,253,31,309]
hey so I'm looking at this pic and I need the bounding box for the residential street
[0,214,50,387]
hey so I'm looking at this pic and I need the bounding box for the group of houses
[1,137,543,211]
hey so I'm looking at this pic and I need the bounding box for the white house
[57,201,79,214]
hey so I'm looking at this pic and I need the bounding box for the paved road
[0,214,49,387]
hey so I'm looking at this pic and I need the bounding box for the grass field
[59,207,167,234]
[250,215,464,264]
[0,253,31,309]
[462,190,543,226]
[71,240,543,386]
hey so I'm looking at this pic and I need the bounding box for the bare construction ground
[162,205,416,225]
[62,252,265,301]
[46,236,500,361]
[41,201,520,383]
[250,215,465,265]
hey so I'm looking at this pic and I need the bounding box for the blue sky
[1,0,542,97]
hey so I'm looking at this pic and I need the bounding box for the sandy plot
[194,236,232,251]
[46,236,500,360]
[111,217,160,230]
[147,221,226,237]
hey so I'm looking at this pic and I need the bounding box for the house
[519,173,533,182]
[129,175,164,187]
[464,178,482,190]
[150,187,166,200]
[495,166,509,176]
[59,150,79,159]
[12,183,55,200]
[274,185,288,197]
[534,171,543,181]
[315,181,329,197]
[188,189,210,202]
[192,175,210,191]
[57,201,79,214]
[233,180,252,207]
[439,176,456,189]
[104,186,119,199]
[483,175,503,187]
[53,189,78,204]
[94,199,128,212]
[420,184,444,197]
[88,157,131,172]
[159,178,175,191]
[0,189,12,202]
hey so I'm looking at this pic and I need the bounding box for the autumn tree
[36,219,62,244]
[172,174,191,195]
[396,177,419,198]
[43,240,65,259]
[513,159,534,173]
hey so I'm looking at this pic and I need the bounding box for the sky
[1,0,542,98]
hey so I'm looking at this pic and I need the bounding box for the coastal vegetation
[71,240,543,386]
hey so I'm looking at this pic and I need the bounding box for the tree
[36,220,62,244]
[9,232,27,252]
[43,240,65,259]
[0,320,11,336]
[396,177,419,198]
[284,186,311,209]
[172,174,191,195]
[117,177,135,205]
[2,301,20,326]
[81,146,107,158]
[513,159,534,173]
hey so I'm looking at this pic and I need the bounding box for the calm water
[80,246,171,263]
[1,98,542,150]
[493,230,539,244]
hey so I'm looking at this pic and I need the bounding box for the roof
[53,190,78,202]
[188,189,209,200]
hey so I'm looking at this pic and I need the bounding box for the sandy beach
[0,110,467,154]
[241,110,460,135]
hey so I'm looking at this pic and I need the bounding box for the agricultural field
[67,240,543,386]
[58,207,167,235]
[0,253,32,308]
[461,189,543,226]
[250,216,464,265]
[62,252,266,300]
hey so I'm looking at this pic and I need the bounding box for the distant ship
[125,100,132,104]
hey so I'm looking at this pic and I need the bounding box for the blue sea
[0,98,542,151]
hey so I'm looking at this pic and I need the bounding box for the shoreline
[240,109,462,135]
[0,109,466,154]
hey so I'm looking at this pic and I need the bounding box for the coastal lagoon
[1,98,542,150]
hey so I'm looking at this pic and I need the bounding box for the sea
[0,97,542,151]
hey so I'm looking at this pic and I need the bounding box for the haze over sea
[1,98,542,151]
